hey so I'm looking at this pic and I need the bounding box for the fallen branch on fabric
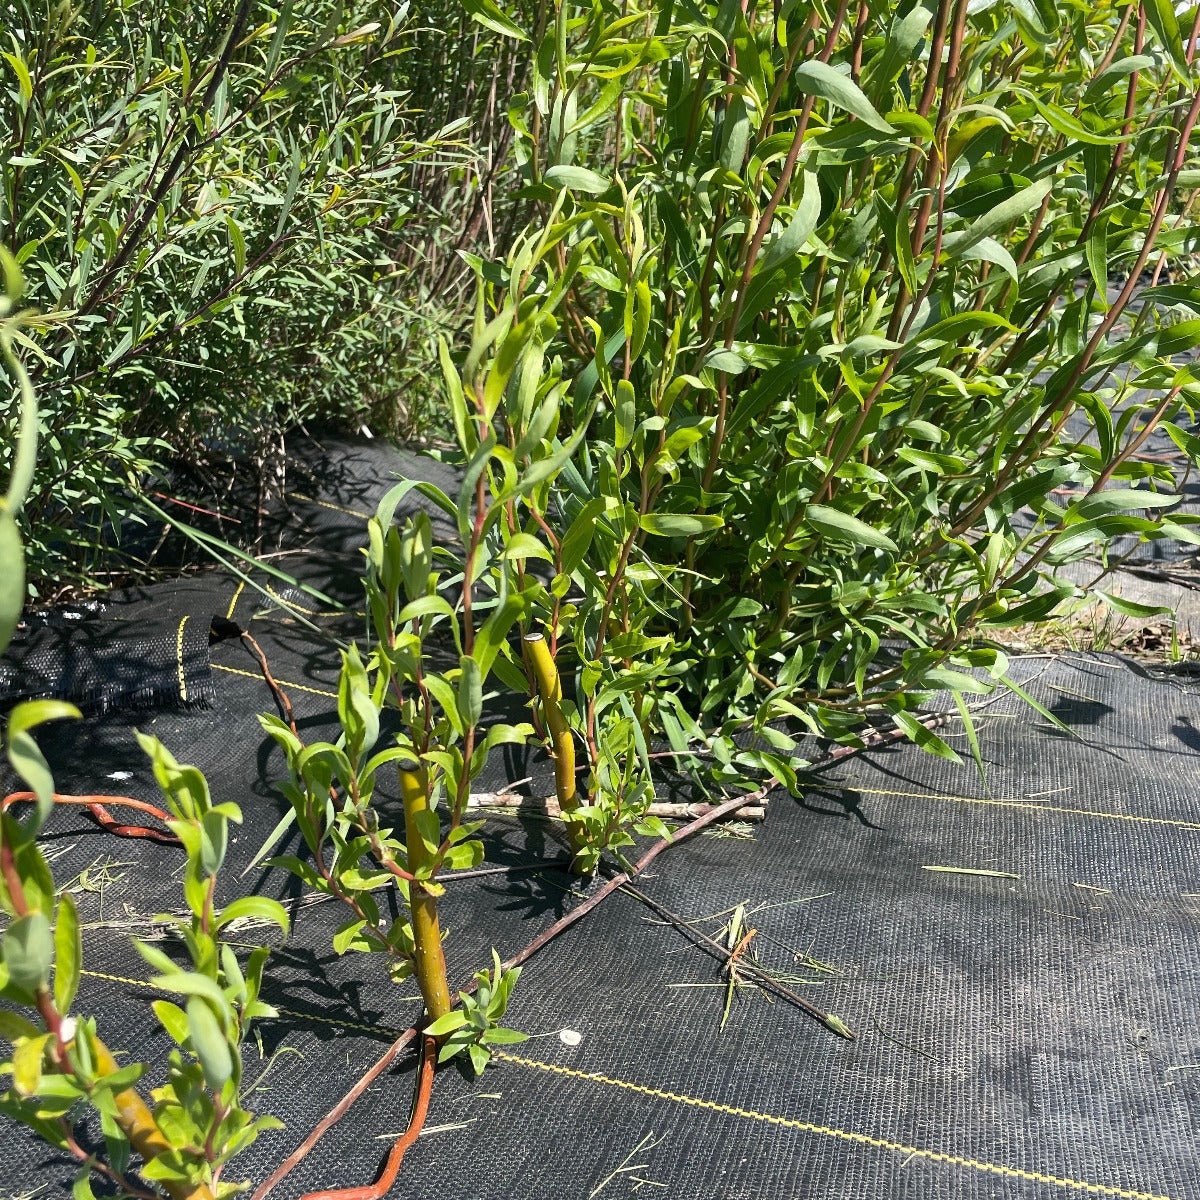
[300,1034,438,1200]
[466,792,767,821]
[0,790,180,845]
[616,881,855,1040]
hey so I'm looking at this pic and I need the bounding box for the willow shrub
[438,0,1200,810]
[0,3,471,592]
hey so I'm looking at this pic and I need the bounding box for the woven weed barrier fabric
[4,652,1197,1200]
[0,584,218,713]
[1,438,1197,1200]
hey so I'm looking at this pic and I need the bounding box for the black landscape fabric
[0,436,1197,1200]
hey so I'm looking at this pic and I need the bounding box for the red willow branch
[1,791,179,845]
[299,1035,438,1200]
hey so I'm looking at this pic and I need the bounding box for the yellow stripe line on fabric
[211,661,338,700]
[493,1052,1173,1200]
[77,976,1170,1200]
[175,616,190,702]
[225,576,357,622]
[225,580,246,620]
[79,968,397,1040]
[850,785,1200,832]
[288,491,373,522]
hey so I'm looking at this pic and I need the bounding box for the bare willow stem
[466,793,766,821]
[398,763,453,1021]
[523,633,578,811]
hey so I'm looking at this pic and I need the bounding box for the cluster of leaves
[0,724,287,1199]
[261,493,530,1067]
[0,1,466,592]
[2,259,285,1198]
[130,737,288,1195]
[424,951,526,1075]
[445,0,1200,786]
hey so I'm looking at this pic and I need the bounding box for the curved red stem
[1,791,180,846]
[300,1034,438,1200]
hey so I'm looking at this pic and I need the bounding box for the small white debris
[558,1029,582,1047]
[107,771,133,782]
[60,1017,77,1042]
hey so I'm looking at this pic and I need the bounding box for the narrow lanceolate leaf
[1143,0,1188,75]
[892,711,962,763]
[1085,55,1154,99]
[639,513,724,537]
[462,0,529,41]
[543,165,611,194]
[741,173,822,324]
[1085,216,1109,305]
[53,894,81,1016]
[0,52,33,104]
[1069,489,1178,520]
[1026,93,1132,145]
[1096,591,1172,619]
[944,176,1054,255]
[805,505,898,552]
[794,60,895,133]
[867,3,934,98]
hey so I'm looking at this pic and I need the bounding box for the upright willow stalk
[523,632,577,813]
[398,761,452,1020]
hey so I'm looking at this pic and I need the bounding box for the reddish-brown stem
[1,792,179,846]
[999,385,1184,594]
[951,86,1200,539]
[299,1035,438,1200]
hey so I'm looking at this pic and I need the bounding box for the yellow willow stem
[522,632,577,812]
[398,763,453,1021]
[90,1037,214,1200]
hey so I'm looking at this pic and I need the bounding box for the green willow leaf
[805,505,899,552]
[186,996,233,1091]
[53,893,81,1015]
[1143,0,1187,75]
[544,164,612,193]
[462,0,530,40]
[4,913,53,994]
[639,513,725,537]
[944,176,1054,256]
[794,60,895,133]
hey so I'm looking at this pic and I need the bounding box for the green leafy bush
[2,263,285,1199]
[447,0,1200,798]
[0,719,288,1200]
[260,492,533,1057]
[0,2,469,592]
